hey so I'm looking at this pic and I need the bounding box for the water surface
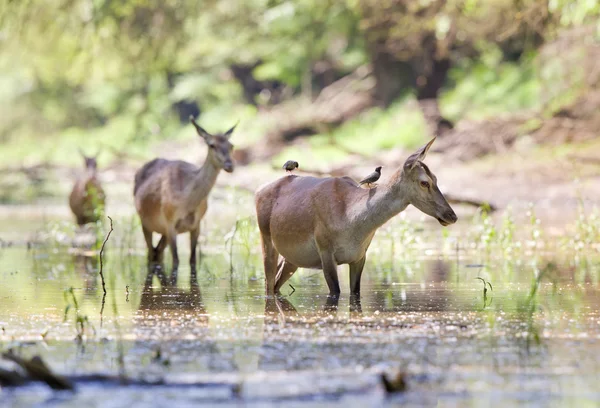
[1,213,599,407]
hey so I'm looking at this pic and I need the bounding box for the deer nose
[437,209,457,226]
[223,160,234,172]
[446,209,458,224]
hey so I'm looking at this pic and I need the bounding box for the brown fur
[255,138,457,297]
[133,118,236,273]
[69,154,105,226]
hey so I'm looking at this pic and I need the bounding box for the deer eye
[420,181,430,189]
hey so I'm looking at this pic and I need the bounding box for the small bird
[282,160,299,174]
[359,166,382,188]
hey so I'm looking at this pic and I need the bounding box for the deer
[133,116,237,278]
[255,137,457,298]
[69,150,105,226]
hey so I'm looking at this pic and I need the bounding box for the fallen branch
[0,365,236,391]
[568,154,600,166]
[2,352,74,391]
[445,194,497,212]
[251,66,376,160]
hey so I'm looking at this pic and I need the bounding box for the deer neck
[349,171,410,236]
[184,151,221,211]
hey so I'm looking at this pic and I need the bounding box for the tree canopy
[0,0,598,158]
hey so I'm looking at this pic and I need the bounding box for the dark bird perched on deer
[358,166,382,188]
[133,116,237,277]
[69,150,105,226]
[283,160,299,174]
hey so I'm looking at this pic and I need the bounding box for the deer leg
[274,260,298,295]
[142,226,154,262]
[260,233,280,296]
[189,227,200,271]
[319,251,340,297]
[154,236,167,263]
[349,256,366,296]
[167,231,179,285]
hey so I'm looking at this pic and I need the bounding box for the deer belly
[274,239,322,269]
[332,247,364,265]
[175,212,200,232]
[332,235,373,265]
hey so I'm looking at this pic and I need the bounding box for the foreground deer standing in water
[134,117,236,276]
[255,138,457,297]
[69,150,105,225]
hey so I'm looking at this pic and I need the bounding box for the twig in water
[100,294,106,326]
[98,216,114,295]
[380,371,407,393]
[288,284,296,297]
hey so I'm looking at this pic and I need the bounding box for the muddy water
[1,216,600,407]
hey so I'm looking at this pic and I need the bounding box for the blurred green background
[1,0,598,168]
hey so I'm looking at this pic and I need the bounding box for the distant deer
[69,150,105,226]
[255,137,457,297]
[133,117,237,275]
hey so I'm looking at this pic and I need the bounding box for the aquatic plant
[475,277,493,309]
[63,287,95,343]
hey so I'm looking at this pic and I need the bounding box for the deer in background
[134,117,237,279]
[69,150,105,226]
[255,137,457,298]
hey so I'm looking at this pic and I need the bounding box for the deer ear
[404,137,436,170]
[223,121,239,139]
[189,116,212,142]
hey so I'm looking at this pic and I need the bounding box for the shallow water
[1,214,600,407]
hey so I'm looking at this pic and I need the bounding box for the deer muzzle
[437,209,458,226]
[223,160,234,173]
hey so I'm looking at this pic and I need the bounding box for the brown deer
[69,150,105,225]
[133,117,237,275]
[255,137,457,297]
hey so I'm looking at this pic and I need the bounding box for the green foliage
[551,0,600,26]
[327,99,427,152]
[441,54,542,121]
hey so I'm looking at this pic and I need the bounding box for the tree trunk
[415,56,453,137]
[369,42,415,107]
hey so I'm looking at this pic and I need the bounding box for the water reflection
[264,296,298,316]
[138,267,208,320]
[135,266,208,330]
[73,254,99,298]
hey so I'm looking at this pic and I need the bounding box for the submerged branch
[2,352,74,391]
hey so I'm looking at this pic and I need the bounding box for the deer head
[189,116,236,173]
[400,138,457,226]
[78,148,99,172]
